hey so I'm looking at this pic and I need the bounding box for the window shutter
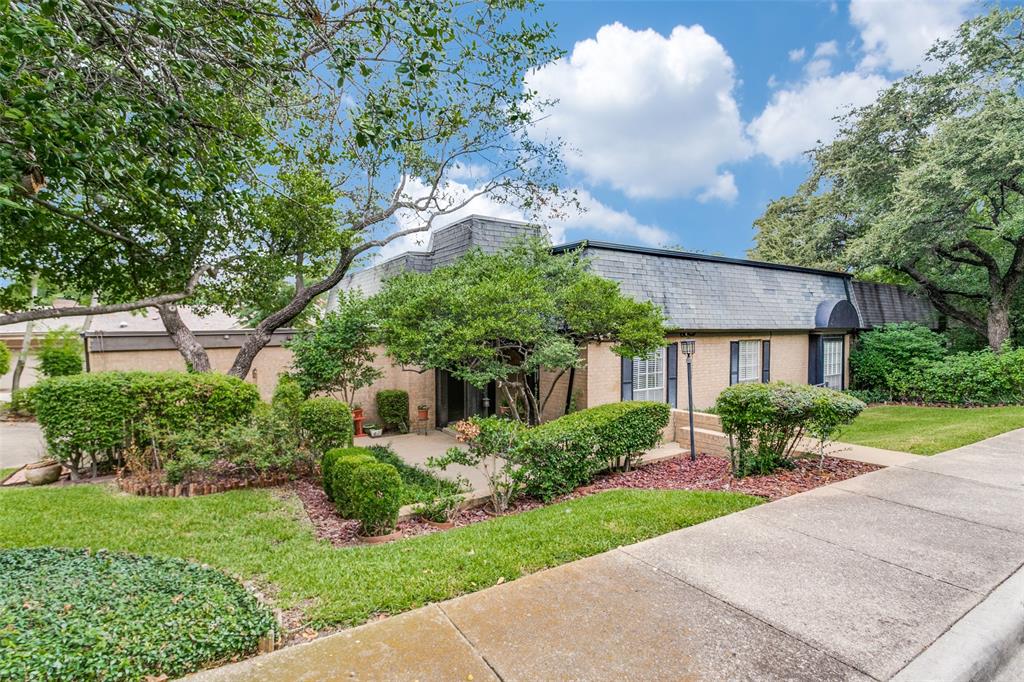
[729,341,740,385]
[621,355,633,401]
[840,335,846,389]
[808,334,822,385]
[665,343,678,408]
[761,340,771,383]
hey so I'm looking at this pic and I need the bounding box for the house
[337,215,936,429]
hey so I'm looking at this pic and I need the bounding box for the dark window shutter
[729,341,740,385]
[665,344,678,408]
[621,355,633,401]
[808,334,822,385]
[761,340,771,383]
[840,335,846,389]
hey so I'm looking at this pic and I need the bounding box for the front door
[435,370,496,427]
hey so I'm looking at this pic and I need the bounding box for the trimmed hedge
[271,375,305,435]
[299,397,353,456]
[34,372,260,475]
[0,342,9,376]
[375,389,409,433]
[0,547,276,681]
[349,461,403,536]
[323,447,375,514]
[37,328,84,377]
[516,401,670,501]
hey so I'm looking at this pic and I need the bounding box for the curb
[892,565,1024,682]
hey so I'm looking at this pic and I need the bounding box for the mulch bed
[293,454,879,547]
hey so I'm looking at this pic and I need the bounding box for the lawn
[0,484,759,628]
[838,405,1024,455]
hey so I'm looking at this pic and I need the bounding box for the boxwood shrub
[0,547,276,681]
[33,372,260,476]
[299,397,353,456]
[375,389,409,433]
[348,461,403,536]
[323,447,375,513]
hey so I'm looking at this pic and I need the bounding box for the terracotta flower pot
[357,529,403,544]
[417,408,429,420]
[25,461,62,486]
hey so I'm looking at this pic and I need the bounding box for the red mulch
[292,454,878,546]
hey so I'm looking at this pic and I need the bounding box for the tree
[374,239,666,424]
[751,8,1024,350]
[1,0,567,378]
[285,292,382,403]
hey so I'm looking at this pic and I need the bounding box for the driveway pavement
[189,428,1024,682]
[0,421,46,469]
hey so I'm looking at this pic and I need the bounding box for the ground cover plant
[838,405,1024,455]
[365,445,461,504]
[0,484,759,632]
[0,547,276,681]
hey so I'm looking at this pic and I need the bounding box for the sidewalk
[189,428,1024,681]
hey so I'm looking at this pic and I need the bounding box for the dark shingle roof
[850,280,937,329]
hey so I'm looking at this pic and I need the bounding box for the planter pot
[417,408,429,420]
[357,529,403,544]
[424,519,455,530]
[368,428,383,438]
[25,461,62,486]
[352,408,364,419]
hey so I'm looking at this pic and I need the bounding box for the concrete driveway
[190,428,1024,681]
[0,421,46,469]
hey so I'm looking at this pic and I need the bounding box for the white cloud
[697,172,738,203]
[788,47,806,62]
[850,0,974,72]
[525,22,749,201]
[748,71,889,165]
[375,178,670,261]
[813,40,839,59]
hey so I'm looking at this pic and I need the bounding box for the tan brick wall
[344,347,435,427]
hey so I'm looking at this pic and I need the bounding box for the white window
[738,340,761,383]
[632,348,665,402]
[823,337,844,389]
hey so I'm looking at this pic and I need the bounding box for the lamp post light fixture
[680,339,697,462]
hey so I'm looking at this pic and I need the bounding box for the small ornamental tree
[286,292,382,402]
[36,328,83,378]
[376,239,666,424]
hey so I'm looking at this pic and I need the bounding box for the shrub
[299,397,353,456]
[271,375,305,433]
[413,485,464,523]
[850,323,947,397]
[716,382,865,477]
[322,447,375,513]
[0,547,276,681]
[8,386,36,416]
[36,327,84,377]
[375,389,409,433]
[0,342,9,376]
[365,444,461,503]
[33,371,260,478]
[348,461,403,536]
[919,347,1024,405]
[429,416,524,513]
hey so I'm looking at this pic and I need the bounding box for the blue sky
[383,1,1011,261]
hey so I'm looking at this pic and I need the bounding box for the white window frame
[822,336,844,389]
[737,340,761,383]
[632,348,665,402]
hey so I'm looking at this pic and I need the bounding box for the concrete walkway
[189,427,1024,681]
[0,421,46,469]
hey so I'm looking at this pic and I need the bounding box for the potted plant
[366,423,383,438]
[351,402,364,419]
[24,459,62,486]
[416,403,429,420]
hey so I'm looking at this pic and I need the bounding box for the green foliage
[850,323,948,396]
[33,372,259,476]
[376,239,665,424]
[375,390,409,433]
[271,375,305,436]
[412,486,464,523]
[8,387,36,416]
[515,402,671,501]
[429,416,524,513]
[36,328,83,377]
[299,398,354,457]
[364,445,460,504]
[323,448,376,516]
[0,342,9,376]
[0,547,276,681]
[348,462,403,536]
[286,292,383,402]
[716,383,865,477]
[751,8,1024,349]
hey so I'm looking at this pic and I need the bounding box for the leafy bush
[299,397,353,456]
[716,382,865,477]
[0,342,10,376]
[365,444,460,503]
[323,447,375,514]
[36,327,84,377]
[34,372,260,478]
[429,416,524,513]
[0,547,276,681]
[8,386,36,416]
[850,323,947,397]
[271,375,305,435]
[375,389,409,433]
[348,461,403,536]
[413,485,464,523]
[918,347,1024,405]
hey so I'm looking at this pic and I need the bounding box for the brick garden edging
[116,473,291,497]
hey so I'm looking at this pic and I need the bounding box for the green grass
[838,405,1024,455]
[0,484,759,628]
[0,467,17,483]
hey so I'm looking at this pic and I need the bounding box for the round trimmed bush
[299,397,353,456]
[349,461,403,536]
[321,446,374,508]
[0,547,276,681]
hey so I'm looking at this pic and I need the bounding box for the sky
[382,0,1001,261]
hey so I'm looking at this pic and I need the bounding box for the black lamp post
[680,339,696,461]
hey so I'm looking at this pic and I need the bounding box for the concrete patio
[189,428,1024,681]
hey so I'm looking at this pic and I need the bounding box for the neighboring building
[336,215,935,429]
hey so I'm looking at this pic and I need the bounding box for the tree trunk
[157,304,212,372]
[987,299,1011,351]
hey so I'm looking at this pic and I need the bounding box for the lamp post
[680,339,696,461]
